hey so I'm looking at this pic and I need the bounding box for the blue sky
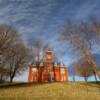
[0,0,100,38]
[0,0,100,81]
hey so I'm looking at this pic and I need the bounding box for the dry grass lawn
[0,82,100,100]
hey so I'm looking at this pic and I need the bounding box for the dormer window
[54,62,57,67]
[40,62,44,67]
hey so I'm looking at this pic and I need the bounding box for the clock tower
[44,50,53,63]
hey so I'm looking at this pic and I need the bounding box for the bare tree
[0,24,20,53]
[90,16,100,36]
[6,43,29,82]
[60,21,98,82]
[0,24,20,82]
[75,59,94,82]
[27,36,53,62]
[0,24,29,83]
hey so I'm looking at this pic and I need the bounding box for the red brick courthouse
[28,50,68,83]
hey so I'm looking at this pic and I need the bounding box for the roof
[30,61,66,68]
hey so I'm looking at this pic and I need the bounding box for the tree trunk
[84,77,88,82]
[10,72,16,83]
[0,74,3,81]
[73,73,75,82]
[80,48,98,82]
[93,71,98,82]
[10,76,14,83]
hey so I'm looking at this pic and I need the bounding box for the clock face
[44,51,53,61]
[46,54,52,59]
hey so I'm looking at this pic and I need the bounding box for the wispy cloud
[0,0,100,66]
[0,0,100,37]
